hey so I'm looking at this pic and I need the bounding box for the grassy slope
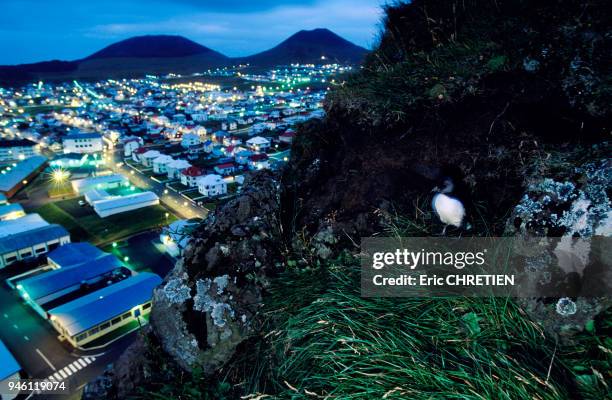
[235,258,610,400]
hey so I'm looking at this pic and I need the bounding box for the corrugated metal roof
[93,191,158,212]
[48,272,162,337]
[0,214,48,238]
[0,155,47,192]
[47,242,105,267]
[19,253,123,301]
[71,174,128,193]
[0,224,69,254]
[0,340,20,380]
[0,203,24,219]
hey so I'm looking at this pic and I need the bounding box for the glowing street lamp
[51,168,70,184]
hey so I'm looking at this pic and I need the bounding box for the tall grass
[233,258,610,400]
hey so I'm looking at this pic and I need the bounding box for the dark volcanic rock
[151,171,283,373]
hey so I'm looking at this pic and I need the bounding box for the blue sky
[0,0,384,65]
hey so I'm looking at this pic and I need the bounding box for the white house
[246,136,271,152]
[152,155,174,174]
[214,162,236,175]
[197,174,227,197]
[181,166,204,187]
[221,120,237,131]
[166,159,191,180]
[181,133,200,148]
[191,113,208,122]
[141,150,161,167]
[62,133,103,154]
[123,137,144,157]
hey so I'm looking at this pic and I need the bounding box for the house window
[35,247,47,254]
[111,317,122,325]
[89,326,99,335]
[100,322,111,331]
[122,312,131,320]
[142,303,151,310]
[20,251,32,258]
[48,243,60,251]
[5,255,17,263]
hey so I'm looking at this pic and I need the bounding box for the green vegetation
[47,182,74,198]
[228,256,611,400]
[35,197,178,245]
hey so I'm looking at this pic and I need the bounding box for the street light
[51,168,69,184]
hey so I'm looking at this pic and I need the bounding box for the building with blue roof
[0,340,20,383]
[17,251,127,316]
[0,155,47,198]
[48,272,162,347]
[0,203,25,221]
[0,224,70,269]
[46,242,105,268]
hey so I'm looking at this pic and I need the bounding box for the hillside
[83,1,611,399]
[0,30,367,85]
[84,35,224,59]
[240,28,368,66]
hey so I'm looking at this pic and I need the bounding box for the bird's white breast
[432,193,465,227]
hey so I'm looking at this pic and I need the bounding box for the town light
[51,168,70,183]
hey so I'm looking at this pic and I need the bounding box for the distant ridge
[240,28,368,66]
[84,35,226,59]
[0,30,368,85]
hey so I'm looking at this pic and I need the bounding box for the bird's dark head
[432,178,454,194]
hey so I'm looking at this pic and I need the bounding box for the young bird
[431,178,466,235]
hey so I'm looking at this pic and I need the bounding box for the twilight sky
[0,0,385,65]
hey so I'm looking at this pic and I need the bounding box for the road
[0,271,137,399]
[106,149,206,220]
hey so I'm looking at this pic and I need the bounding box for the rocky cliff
[85,1,611,399]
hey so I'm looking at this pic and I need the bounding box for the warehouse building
[71,173,128,195]
[0,340,21,398]
[0,224,70,269]
[0,155,47,198]
[16,243,129,317]
[0,203,25,221]
[0,214,71,268]
[48,272,162,347]
[90,191,159,218]
[0,138,39,162]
